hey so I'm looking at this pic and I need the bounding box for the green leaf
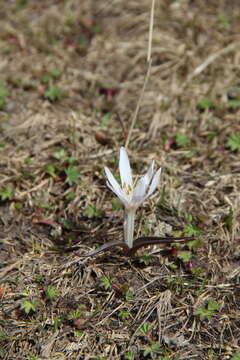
[143,342,161,357]
[184,223,202,236]
[187,238,202,250]
[176,133,189,147]
[207,299,220,311]
[178,251,192,262]
[44,85,63,102]
[20,299,40,314]
[45,286,59,301]
[0,187,13,201]
[231,353,240,360]
[53,149,67,161]
[228,100,240,109]
[65,165,80,185]
[137,322,152,336]
[227,134,240,151]
[139,255,152,266]
[84,203,102,218]
[124,351,135,360]
[65,191,76,200]
[118,308,130,320]
[100,276,112,290]
[45,164,57,177]
[197,97,214,110]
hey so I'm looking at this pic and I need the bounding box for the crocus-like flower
[104,147,161,248]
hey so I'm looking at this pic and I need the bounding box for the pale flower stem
[124,209,136,248]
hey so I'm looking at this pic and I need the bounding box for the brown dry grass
[0,1,240,359]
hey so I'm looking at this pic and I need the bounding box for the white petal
[106,181,129,207]
[119,147,133,188]
[104,167,129,206]
[132,161,155,205]
[146,168,162,198]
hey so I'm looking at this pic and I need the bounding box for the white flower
[104,147,161,248]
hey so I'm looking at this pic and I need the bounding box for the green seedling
[197,97,214,110]
[100,276,112,290]
[228,100,240,109]
[232,353,240,360]
[118,308,130,320]
[84,203,102,218]
[139,254,153,266]
[20,299,40,314]
[111,199,122,211]
[64,165,80,185]
[0,143,5,151]
[195,299,220,320]
[124,352,135,360]
[226,134,240,151]
[44,85,63,102]
[65,191,76,200]
[137,322,152,336]
[53,149,67,162]
[143,342,161,357]
[45,164,57,178]
[184,222,202,237]
[217,14,231,29]
[0,187,13,201]
[42,69,61,83]
[45,286,59,301]
[178,251,192,262]
[175,133,190,147]
[0,84,9,110]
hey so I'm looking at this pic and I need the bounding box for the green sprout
[0,187,13,201]
[84,203,102,218]
[0,84,9,110]
[118,308,130,320]
[45,286,59,301]
[175,133,190,147]
[100,276,112,290]
[44,85,63,102]
[226,134,240,151]
[197,97,214,110]
[195,299,220,320]
[20,299,40,314]
[137,322,152,336]
[64,165,80,185]
[143,342,161,357]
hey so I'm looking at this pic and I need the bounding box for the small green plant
[118,308,130,320]
[184,218,202,237]
[45,164,57,178]
[44,85,63,102]
[143,342,161,357]
[137,322,152,336]
[64,165,80,185]
[197,97,214,110]
[139,254,153,266]
[195,299,220,320]
[217,13,231,29]
[232,353,240,360]
[20,299,40,314]
[111,199,122,211]
[175,133,189,147]
[0,84,9,110]
[42,69,61,83]
[0,187,13,201]
[53,149,67,162]
[178,251,192,262]
[227,100,240,109]
[65,191,76,200]
[45,286,59,301]
[100,276,112,290]
[226,134,240,151]
[124,351,135,360]
[84,203,102,218]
